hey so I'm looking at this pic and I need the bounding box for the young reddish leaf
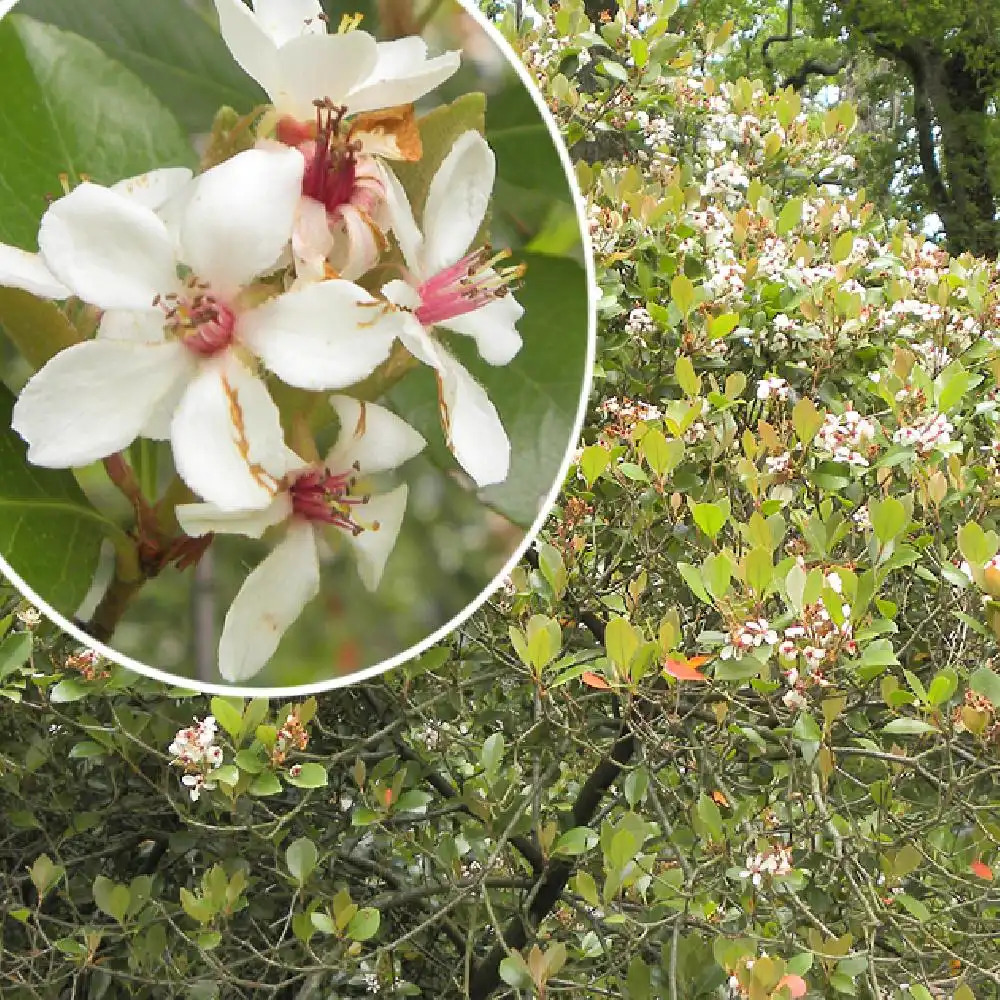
[663,655,710,681]
[777,974,808,998]
[971,860,994,880]
[581,671,610,690]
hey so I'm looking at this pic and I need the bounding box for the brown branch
[467,722,636,999]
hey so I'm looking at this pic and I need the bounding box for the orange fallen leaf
[711,789,729,807]
[971,860,994,880]
[777,974,808,998]
[582,671,610,690]
[664,654,710,681]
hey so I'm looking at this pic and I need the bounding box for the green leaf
[971,666,1000,704]
[390,254,588,527]
[869,497,907,544]
[792,712,822,743]
[882,718,937,736]
[579,445,611,487]
[29,854,63,897]
[678,562,713,605]
[0,631,32,680]
[538,543,567,599]
[49,678,92,704]
[703,551,733,600]
[777,197,803,235]
[285,838,318,886]
[860,639,899,668]
[553,826,597,856]
[486,79,570,198]
[831,230,855,263]
[745,547,773,595]
[0,386,111,615]
[895,893,931,922]
[605,616,640,671]
[93,875,130,924]
[958,522,999,567]
[690,500,729,539]
[696,792,724,841]
[0,288,80,373]
[481,732,505,780]
[17,0,264,131]
[671,275,696,318]
[209,698,244,741]
[926,668,958,706]
[499,953,532,989]
[346,907,380,942]
[0,14,194,250]
[248,771,283,797]
[792,398,824,445]
[286,762,328,789]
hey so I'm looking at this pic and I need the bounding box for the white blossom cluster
[738,844,793,886]
[720,619,778,660]
[169,716,224,801]
[756,376,790,402]
[892,412,954,455]
[0,0,528,682]
[814,409,879,467]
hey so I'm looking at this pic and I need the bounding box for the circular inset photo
[0,0,593,691]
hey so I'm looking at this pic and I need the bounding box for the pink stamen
[414,247,523,326]
[159,289,236,358]
[289,466,368,535]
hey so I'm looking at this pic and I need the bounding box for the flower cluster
[814,409,878,467]
[0,1,527,682]
[169,716,224,801]
[892,412,954,455]
[738,845,794,887]
[720,619,778,660]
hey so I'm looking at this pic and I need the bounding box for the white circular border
[0,0,597,697]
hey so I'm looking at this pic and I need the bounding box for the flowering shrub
[2,0,1000,998]
[0,0,589,685]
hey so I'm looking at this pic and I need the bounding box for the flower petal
[239,279,400,390]
[326,396,425,474]
[272,31,378,121]
[435,349,510,486]
[97,309,166,343]
[170,356,289,511]
[38,183,177,309]
[329,203,383,282]
[344,484,408,591]
[421,131,494,276]
[380,164,423,275]
[0,245,70,299]
[218,520,320,681]
[436,289,524,365]
[214,0,282,100]
[11,340,192,467]
[176,494,292,539]
[348,38,461,115]
[111,168,194,210]
[179,147,305,294]
[292,196,335,283]
[251,0,325,45]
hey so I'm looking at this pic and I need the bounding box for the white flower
[756,376,789,401]
[380,131,525,486]
[214,0,460,123]
[1,151,402,512]
[176,396,425,682]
